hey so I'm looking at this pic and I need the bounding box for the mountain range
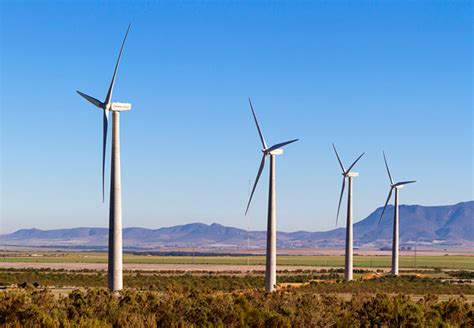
[1,201,472,250]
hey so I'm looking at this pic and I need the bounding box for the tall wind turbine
[379,151,416,276]
[76,25,132,291]
[245,98,298,292]
[333,144,364,282]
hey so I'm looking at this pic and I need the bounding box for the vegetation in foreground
[1,268,473,326]
[1,287,473,327]
[1,268,473,295]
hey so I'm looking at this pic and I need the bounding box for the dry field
[1,250,473,271]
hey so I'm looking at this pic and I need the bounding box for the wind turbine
[333,144,364,282]
[76,25,132,291]
[379,151,416,276]
[245,98,298,292]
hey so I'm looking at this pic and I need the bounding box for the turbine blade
[102,110,109,202]
[378,188,393,224]
[105,24,131,105]
[395,180,416,187]
[77,91,103,108]
[383,151,394,185]
[265,139,299,153]
[336,177,346,226]
[248,98,267,149]
[245,155,266,215]
[332,143,345,172]
[346,152,365,173]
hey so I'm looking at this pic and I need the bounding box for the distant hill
[1,201,472,250]
[293,201,473,248]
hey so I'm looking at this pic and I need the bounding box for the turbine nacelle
[263,148,283,155]
[111,102,132,112]
[269,149,283,155]
[344,172,359,177]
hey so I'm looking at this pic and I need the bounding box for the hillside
[1,201,472,250]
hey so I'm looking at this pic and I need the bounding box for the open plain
[1,251,473,271]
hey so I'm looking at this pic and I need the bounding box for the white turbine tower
[333,144,364,282]
[76,25,132,291]
[379,151,416,276]
[245,98,298,293]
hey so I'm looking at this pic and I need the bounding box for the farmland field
[1,252,473,270]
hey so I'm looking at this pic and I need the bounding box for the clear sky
[1,1,472,234]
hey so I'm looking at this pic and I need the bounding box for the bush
[1,288,472,327]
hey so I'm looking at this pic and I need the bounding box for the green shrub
[1,288,473,327]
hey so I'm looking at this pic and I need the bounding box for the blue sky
[1,1,472,234]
